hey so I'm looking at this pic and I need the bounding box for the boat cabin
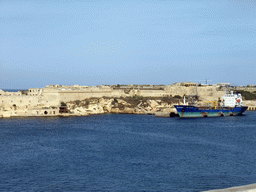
[222,91,243,107]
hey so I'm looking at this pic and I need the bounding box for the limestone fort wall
[0,83,254,118]
[0,84,229,110]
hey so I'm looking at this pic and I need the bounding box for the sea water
[1,112,256,191]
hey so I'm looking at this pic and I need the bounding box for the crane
[205,101,217,109]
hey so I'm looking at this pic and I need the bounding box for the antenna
[190,80,213,85]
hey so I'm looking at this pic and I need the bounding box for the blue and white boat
[174,91,248,118]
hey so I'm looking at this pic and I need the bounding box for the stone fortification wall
[1,83,256,118]
[58,91,113,102]
[41,88,60,106]
[243,100,256,111]
[0,95,43,109]
[0,107,59,118]
[0,89,59,112]
[28,88,41,96]
[165,85,196,96]
[165,85,226,101]
[197,87,226,101]
[47,86,169,102]
[0,84,228,110]
[235,86,256,93]
[138,90,169,97]
[0,90,22,96]
[0,88,61,117]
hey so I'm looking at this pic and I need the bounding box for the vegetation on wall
[173,95,182,99]
[235,90,256,100]
[161,96,173,104]
[60,102,67,106]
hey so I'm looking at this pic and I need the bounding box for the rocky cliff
[65,96,180,116]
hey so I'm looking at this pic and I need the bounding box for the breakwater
[247,106,256,111]
[204,183,256,192]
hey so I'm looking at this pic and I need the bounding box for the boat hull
[174,105,248,118]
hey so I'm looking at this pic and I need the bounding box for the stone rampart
[0,108,59,118]
[1,84,255,118]
[0,84,233,110]
[138,90,169,97]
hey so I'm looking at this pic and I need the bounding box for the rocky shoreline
[0,96,180,118]
[1,96,256,118]
[1,83,256,118]
[66,97,178,116]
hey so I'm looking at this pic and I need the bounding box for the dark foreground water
[1,112,256,191]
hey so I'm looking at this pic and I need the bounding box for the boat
[174,91,248,118]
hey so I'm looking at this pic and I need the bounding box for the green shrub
[161,97,172,104]
[173,95,181,99]
[235,90,256,100]
[61,102,67,106]
[74,100,81,105]
[80,100,90,108]
[133,95,143,101]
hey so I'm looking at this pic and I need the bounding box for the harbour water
[1,112,256,191]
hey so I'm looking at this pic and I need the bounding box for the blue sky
[0,0,255,89]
